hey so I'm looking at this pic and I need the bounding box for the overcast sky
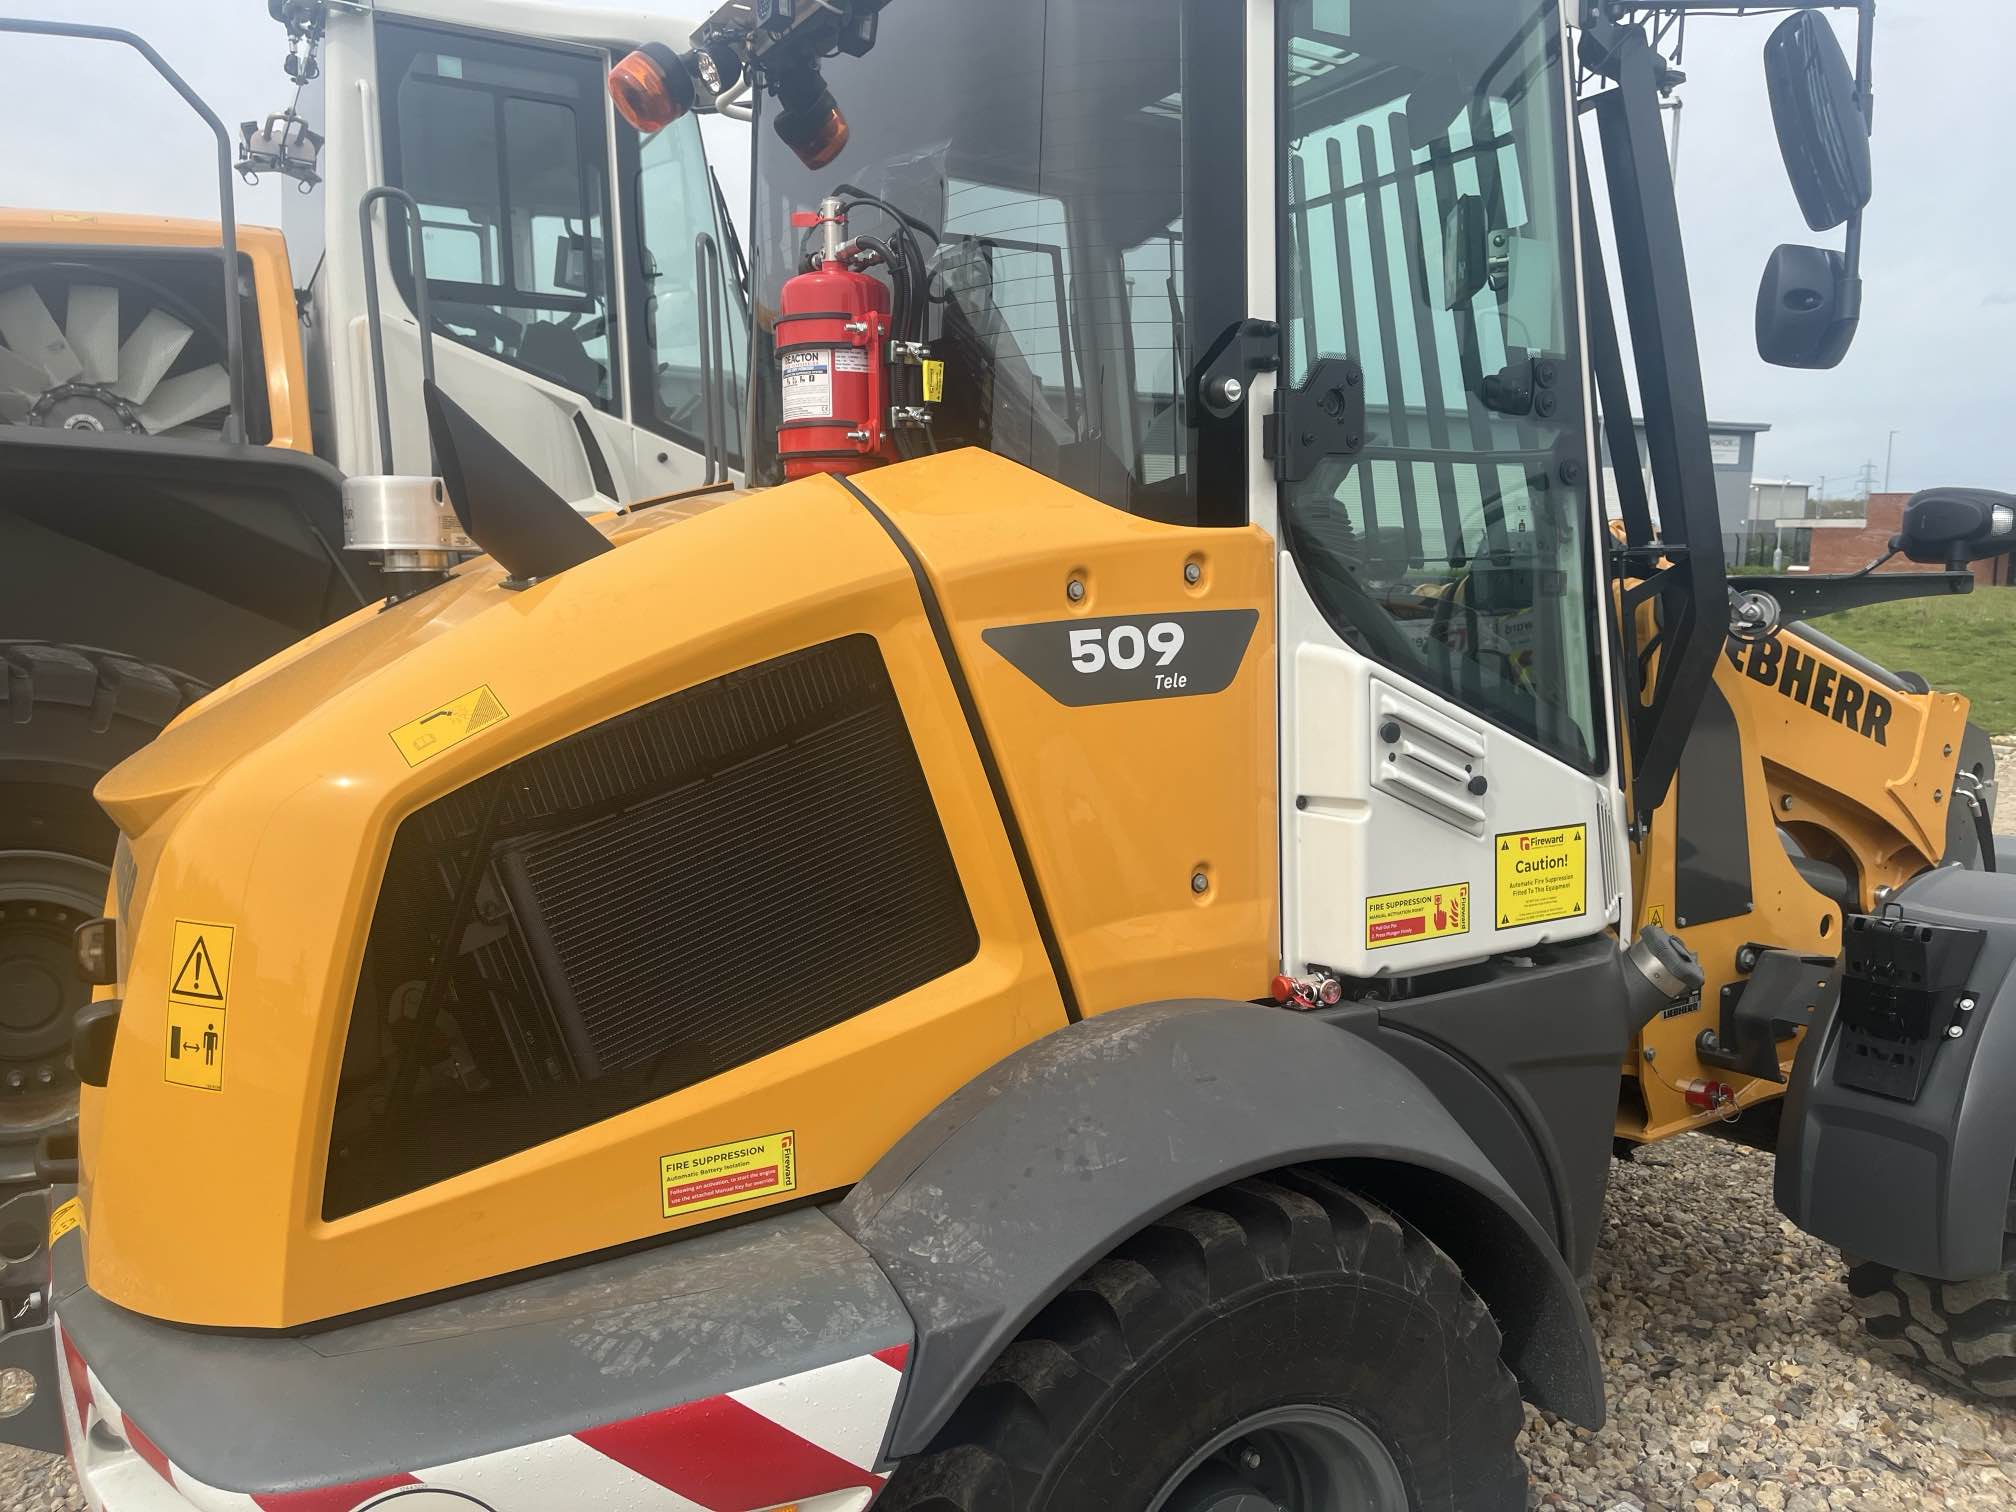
[4,0,2006,496]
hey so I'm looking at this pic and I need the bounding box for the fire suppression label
[1494,823,1587,928]
[781,351,835,421]
[660,1131,796,1219]
[1365,882,1470,950]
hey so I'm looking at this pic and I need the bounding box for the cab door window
[378,21,618,410]
[628,118,748,462]
[1278,0,1605,770]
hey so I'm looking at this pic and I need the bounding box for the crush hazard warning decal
[661,1130,796,1219]
[165,919,233,1090]
[389,685,509,767]
[1365,882,1470,950]
[1494,824,1587,929]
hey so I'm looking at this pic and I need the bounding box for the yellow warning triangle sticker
[172,935,225,1001]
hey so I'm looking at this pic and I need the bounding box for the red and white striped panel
[57,1321,909,1512]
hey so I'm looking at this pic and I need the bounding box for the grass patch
[1821,588,2016,735]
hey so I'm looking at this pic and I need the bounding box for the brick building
[1807,492,2014,586]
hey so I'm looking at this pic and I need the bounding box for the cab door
[353,14,743,506]
[1264,0,1629,982]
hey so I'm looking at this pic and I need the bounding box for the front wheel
[0,642,198,1155]
[878,1169,1527,1512]
[1849,1242,2016,1399]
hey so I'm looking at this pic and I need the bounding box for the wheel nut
[1240,1447,1262,1470]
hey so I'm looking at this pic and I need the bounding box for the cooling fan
[0,265,233,439]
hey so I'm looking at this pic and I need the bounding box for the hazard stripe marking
[578,1393,885,1507]
[250,1474,420,1511]
[727,1352,904,1469]
[417,1433,711,1512]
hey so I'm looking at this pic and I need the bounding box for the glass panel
[1279,0,1605,770]
[744,0,1245,524]
[635,118,748,461]
[380,23,616,410]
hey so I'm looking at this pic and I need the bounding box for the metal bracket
[1697,947,1839,1083]
[1190,317,1280,423]
[1265,356,1366,485]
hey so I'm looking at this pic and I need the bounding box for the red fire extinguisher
[777,198,898,480]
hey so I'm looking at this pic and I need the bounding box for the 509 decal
[985,608,1259,706]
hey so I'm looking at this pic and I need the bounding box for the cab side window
[378,21,618,411]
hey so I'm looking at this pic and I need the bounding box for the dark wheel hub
[1152,1407,1410,1512]
[0,850,107,1114]
[28,384,146,434]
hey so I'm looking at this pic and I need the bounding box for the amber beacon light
[609,43,694,132]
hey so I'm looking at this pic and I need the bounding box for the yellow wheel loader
[0,0,1932,1507]
[1616,504,2016,1398]
[0,0,747,1174]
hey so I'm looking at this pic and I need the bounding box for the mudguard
[1776,867,2016,1279]
[833,998,1607,1456]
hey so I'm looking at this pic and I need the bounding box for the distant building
[1809,493,2015,586]
[1745,479,1872,570]
[1599,418,1770,562]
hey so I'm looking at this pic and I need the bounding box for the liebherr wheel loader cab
[0,2,742,1173]
[0,1,1852,1506]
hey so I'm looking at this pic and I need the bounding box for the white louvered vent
[1368,679,1489,835]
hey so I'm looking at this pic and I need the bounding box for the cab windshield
[745,0,1247,525]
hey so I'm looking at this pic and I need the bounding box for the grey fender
[832,999,1605,1457]
[1777,867,2016,1279]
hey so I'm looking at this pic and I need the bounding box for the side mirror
[1756,243,1859,371]
[1764,12,1871,233]
[1442,196,1499,310]
[1896,488,2016,569]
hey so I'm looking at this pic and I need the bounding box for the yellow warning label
[164,1001,227,1090]
[165,920,233,1090]
[921,359,946,404]
[1366,882,1470,950]
[661,1130,796,1219]
[48,1197,81,1247]
[1495,824,1587,929]
[1646,903,1666,929]
[169,920,233,1007]
[389,685,509,767]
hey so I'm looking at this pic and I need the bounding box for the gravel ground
[5,1137,2011,1510]
[1993,740,2016,836]
[1522,1136,2016,1511]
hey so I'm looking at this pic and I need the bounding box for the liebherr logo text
[983,608,1260,707]
[1724,634,1895,745]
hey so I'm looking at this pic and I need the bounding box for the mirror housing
[1756,243,1860,370]
[1895,489,2016,569]
[1442,195,1491,310]
[1764,12,1872,233]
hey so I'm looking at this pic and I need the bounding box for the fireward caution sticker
[1495,824,1587,929]
[922,359,946,403]
[390,685,509,767]
[1366,882,1470,950]
[166,919,233,1091]
[661,1131,796,1219]
[48,1197,81,1247]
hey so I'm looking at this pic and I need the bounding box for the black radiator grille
[325,636,977,1217]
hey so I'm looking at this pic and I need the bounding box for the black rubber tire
[0,642,201,1126]
[877,1169,1527,1512]
[1849,1239,2016,1399]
